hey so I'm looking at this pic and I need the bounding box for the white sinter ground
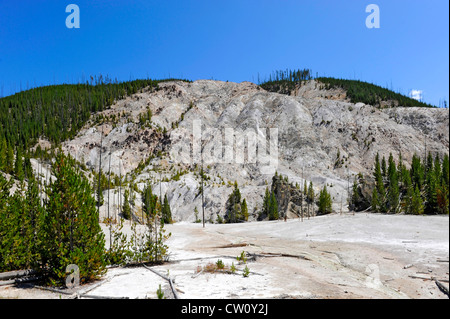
[1,213,448,299]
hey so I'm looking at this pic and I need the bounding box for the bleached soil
[1,213,448,299]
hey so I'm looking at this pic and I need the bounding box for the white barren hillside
[58,80,449,222]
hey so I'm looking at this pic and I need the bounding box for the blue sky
[0,0,448,106]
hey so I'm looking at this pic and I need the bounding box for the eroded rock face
[59,80,449,222]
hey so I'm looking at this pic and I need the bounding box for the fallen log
[258,252,311,261]
[142,264,179,299]
[175,287,185,294]
[0,269,36,281]
[214,243,248,249]
[192,269,204,279]
[403,264,414,269]
[408,275,449,283]
[0,275,41,287]
[435,280,449,298]
[79,294,129,299]
[142,264,170,281]
[169,278,179,299]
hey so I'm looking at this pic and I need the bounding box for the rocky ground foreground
[1,213,448,299]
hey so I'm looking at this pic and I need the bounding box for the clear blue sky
[0,0,448,106]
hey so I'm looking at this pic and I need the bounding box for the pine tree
[318,185,332,215]
[5,145,14,175]
[436,186,449,215]
[303,180,308,197]
[402,170,414,214]
[0,174,11,270]
[381,156,387,178]
[122,188,132,220]
[161,194,172,224]
[241,198,248,222]
[437,154,449,214]
[42,151,106,286]
[425,157,438,215]
[434,154,442,183]
[371,187,380,213]
[442,154,449,187]
[0,137,6,172]
[387,153,400,213]
[25,176,45,270]
[261,187,270,219]
[14,147,24,181]
[268,191,278,220]
[226,182,246,223]
[307,181,315,203]
[142,182,158,217]
[351,177,360,210]
[425,152,434,179]
[1,177,44,271]
[23,152,32,180]
[411,185,424,215]
[373,153,386,212]
[411,154,424,190]
[1,190,25,271]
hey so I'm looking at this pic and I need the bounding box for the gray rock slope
[60,80,449,222]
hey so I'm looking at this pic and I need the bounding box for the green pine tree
[122,188,132,220]
[411,185,424,215]
[303,180,308,197]
[411,154,424,190]
[42,151,106,286]
[0,138,6,172]
[402,170,414,214]
[268,191,278,220]
[241,198,248,222]
[387,153,400,213]
[425,152,434,179]
[261,187,270,219]
[381,156,387,178]
[226,182,245,223]
[5,144,14,175]
[442,154,449,187]
[14,147,24,181]
[425,169,438,214]
[307,181,315,204]
[371,187,380,213]
[351,177,360,210]
[0,174,10,270]
[25,176,45,270]
[437,154,449,214]
[373,153,386,212]
[318,185,332,215]
[142,182,158,217]
[162,194,172,224]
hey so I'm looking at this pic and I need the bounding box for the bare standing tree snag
[119,159,122,222]
[201,145,205,228]
[97,128,103,220]
[108,151,112,249]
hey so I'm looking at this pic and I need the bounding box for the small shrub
[156,284,165,299]
[216,259,225,269]
[237,251,247,264]
[230,262,236,274]
[243,265,250,278]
